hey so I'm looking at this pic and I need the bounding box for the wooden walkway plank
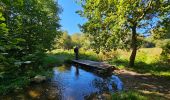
[72,60,113,70]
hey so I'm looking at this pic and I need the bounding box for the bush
[161,40,170,60]
[154,39,170,48]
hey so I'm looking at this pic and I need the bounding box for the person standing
[74,46,79,60]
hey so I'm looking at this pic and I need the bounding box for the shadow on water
[1,64,123,100]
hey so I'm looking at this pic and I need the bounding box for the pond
[1,64,123,100]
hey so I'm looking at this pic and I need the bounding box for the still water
[1,64,123,100]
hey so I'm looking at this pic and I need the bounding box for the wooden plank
[72,60,113,70]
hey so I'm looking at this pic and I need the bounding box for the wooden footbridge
[72,60,115,74]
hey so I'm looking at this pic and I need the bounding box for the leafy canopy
[77,0,170,52]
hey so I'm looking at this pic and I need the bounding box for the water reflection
[75,64,79,78]
[52,64,123,100]
[0,64,123,100]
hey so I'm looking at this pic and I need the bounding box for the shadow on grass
[112,90,169,100]
[110,59,170,78]
[138,90,170,100]
[44,50,170,78]
[114,66,170,100]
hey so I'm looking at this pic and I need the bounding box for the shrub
[161,40,170,60]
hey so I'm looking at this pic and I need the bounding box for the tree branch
[138,0,153,21]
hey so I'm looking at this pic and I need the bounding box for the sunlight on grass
[154,71,170,77]
[139,90,169,100]
[46,48,170,77]
[101,48,169,77]
[112,90,147,100]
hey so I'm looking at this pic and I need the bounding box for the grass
[45,48,170,77]
[0,76,30,94]
[112,90,169,100]
[112,90,147,100]
[108,48,170,77]
[44,48,170,99]
[1,48,169,97]
[44,49,101,67]
[0,49,102,95]
[46,48,170,77]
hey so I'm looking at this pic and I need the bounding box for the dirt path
[114,69,170,100]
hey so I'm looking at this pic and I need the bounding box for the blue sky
[58,0,86,35]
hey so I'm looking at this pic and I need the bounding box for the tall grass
[45,48,170,77]
[108,48,170,77]
[44,49,102,67]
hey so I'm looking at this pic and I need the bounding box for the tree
[71,33,91,49]
[0,1,22,68]
[2,0,61,58]
[0,0,61,72]
[78,0,170,67]
[71,33,83,47]
[0,0,61,94]
[55,31,73,50]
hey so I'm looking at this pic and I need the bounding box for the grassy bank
[1,48,169,96]
[44,49,101,67]
[48,48,170,77]
[112,90,147,100]
[112,90,169,100]
[0,52,53,95]
[108,48,170,77]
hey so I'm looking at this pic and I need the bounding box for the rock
[31,75,47,83]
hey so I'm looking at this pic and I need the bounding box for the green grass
[46,48,170,77]
[0,49,103,94]
[43,48,170,100]
[107,48,170,77]
[112,90,147,100]
[1,48,169,96]
[0,52,54,95]
[0,76,30,94]
[112,90,169,100]
[44,49,101,67]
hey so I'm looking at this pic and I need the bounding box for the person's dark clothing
[74,47,79,60]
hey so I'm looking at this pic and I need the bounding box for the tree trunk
[129,25,137,67]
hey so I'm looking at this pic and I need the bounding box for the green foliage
[6,0,60,56]
[22,51,46,66]
[54,31,73,50]
[54,32,91,50]
[1,0,61,63]
[108,48,170,77]
[161,40,170,60]
[71,33,83,47]
[48,48,170,78]
[154,39,170,48]
[78,0,168,50]
[78,0,170,66]
[151,8,170,40]
[0,0,61,94]
[71,33,91,50]
[138,37,155,48]
[48,49,101,65]
[0,76,30,94]
[112,91,147,100]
